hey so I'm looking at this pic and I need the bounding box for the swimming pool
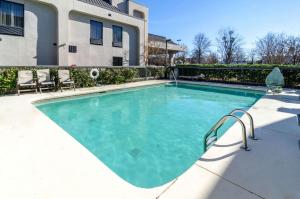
[36,83,263,188]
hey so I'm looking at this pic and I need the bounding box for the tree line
[176,28,300,65]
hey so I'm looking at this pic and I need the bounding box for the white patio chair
[37,69,55,93]
[17,70,37,95]
[58,70,75,92]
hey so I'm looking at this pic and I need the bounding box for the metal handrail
[171,69,178,86]
[203,114,249,152]
[230,109,256,140]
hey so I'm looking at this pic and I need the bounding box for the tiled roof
[78,0,123,14]
[149,33,177,45]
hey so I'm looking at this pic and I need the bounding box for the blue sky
[138,0,300,52]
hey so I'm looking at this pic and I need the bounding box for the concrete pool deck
[0,80,299,199]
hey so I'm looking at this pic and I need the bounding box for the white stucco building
[0,0,148,66]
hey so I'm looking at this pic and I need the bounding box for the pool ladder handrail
[170,69,178,86]
[229,109,256,140]
[203,109,256,152]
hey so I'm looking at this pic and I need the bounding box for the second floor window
[102,0,111,4]
[90,20,103,45]
[112,25,122,48]
[0,0,24,36]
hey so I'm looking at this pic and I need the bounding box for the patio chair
[37,69,55,93]
[58,70,75,92]
[17,70,37,95]
[265,67,285,94]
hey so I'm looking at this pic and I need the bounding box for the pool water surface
[36,83,263,188]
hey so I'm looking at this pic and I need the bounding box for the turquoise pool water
[36,83,263,188]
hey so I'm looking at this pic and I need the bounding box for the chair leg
[17,85,20,96]
[39,87,42,94]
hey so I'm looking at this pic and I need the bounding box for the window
[90,20,103,45]
[0,0,24,36]
[112,25,122,48]
[113,57,123,66]
[69,45,77,53]
[102,0,111,4]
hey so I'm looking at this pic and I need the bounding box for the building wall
[0,0,147,66]
[0,0,58,66]
[68,11,138,66]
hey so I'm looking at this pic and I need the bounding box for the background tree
[286,36,300,65]
[247,49,257,64]
[148,41,166,65]
[206,52,219,64]
[216,28,243,64]
[192,33,211,63]
[256,33,287,64]
[174,44,189,64]
[234,47,246,63]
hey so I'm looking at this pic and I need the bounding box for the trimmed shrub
[0,67,165,95]
[0,68,18,94]
[177,65,300,88]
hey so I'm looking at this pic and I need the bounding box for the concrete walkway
[0,80,299,199]
[159,83,300,199]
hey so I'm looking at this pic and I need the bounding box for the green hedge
[177,66,300,88]
[0,67,165,95]
[177,64,300,68]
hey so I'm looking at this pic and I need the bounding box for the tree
[286,36,300,65]
[174,44,189,64]
[192,33,211,63]
[247,49,257,64]
[256,33,287,64]
[205,52,219,64]
[217,28,243,64]
[234,47,246,63]
[148,41,166,66]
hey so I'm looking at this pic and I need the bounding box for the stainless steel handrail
[230,109,256,140]
[203,114,250,152]
[170,69,178,86]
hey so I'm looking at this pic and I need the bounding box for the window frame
[113,56,123,66]
[0,0,25,37]
[112,25,123,48]
[90,20,103,46]
[69,45,77,53]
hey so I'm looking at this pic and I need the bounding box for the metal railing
[230,109,256,140]
[170,69,178,86]
[203,109,256,152]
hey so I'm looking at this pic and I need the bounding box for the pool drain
[129,148,141,159]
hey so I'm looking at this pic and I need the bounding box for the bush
[177,64,300,68]
[70,69,95,88]
[177,65,300,88]
[0,67,164,95]
[0,68,18,94]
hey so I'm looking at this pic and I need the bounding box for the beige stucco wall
[0,0,58,66]
[68,11,138,66]
[0,0,147,66]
